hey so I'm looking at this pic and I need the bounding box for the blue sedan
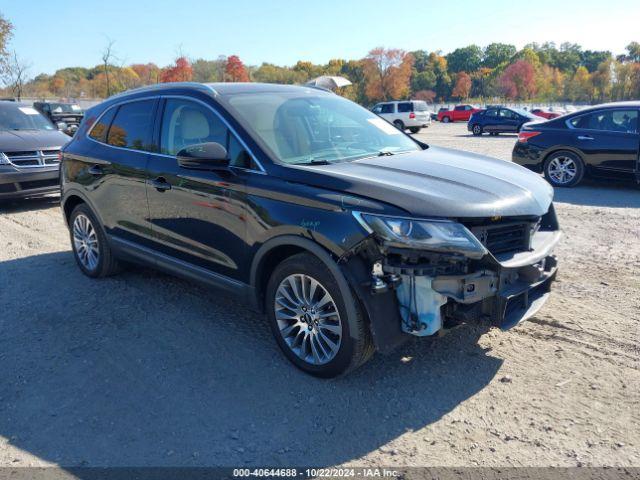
[468,107,540,136]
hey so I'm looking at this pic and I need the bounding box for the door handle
[577,135,594,141]
[149,176,172,192]
[88,164,104,175]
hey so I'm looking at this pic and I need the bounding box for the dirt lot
[0,122,638,468]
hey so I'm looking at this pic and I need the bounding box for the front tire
[266,253,373,377]
[544,151,585,187]
[442,116,451,123]
[69,203,121,278]
[472,124,482,136]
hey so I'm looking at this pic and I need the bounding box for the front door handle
[88,164,104,176]
[149,176,172,192]
[577,135,594,141]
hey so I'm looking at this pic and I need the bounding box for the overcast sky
[2,0,639,75]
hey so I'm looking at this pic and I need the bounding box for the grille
[471,222,532,255]
[4,149,60,168]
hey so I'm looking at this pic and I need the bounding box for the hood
[0,129,70,152]
[288,146,554,218]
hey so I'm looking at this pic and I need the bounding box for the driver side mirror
[176,142,229,170]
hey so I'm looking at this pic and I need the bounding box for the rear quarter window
[88,107,117,143]
[397,102,412,113]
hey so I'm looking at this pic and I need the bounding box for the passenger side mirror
[176,142,229,170]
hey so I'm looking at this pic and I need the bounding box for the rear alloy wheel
[442,116,451,123]
[544,151,585,187]
[393,120,405,131]
[69,204,121,278]
[266,253,373,377]
[472,124,482,136]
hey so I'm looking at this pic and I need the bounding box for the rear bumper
[0,166,60,199]
[512,142,545,172]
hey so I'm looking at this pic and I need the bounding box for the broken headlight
[354,212,488,259]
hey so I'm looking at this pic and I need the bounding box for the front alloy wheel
[266,252,373,377]
[472,124,482,136]
[275,274,342,365]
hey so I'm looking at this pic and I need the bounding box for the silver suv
[372,100,431,133]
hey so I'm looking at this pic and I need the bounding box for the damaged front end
[342,207,560,353]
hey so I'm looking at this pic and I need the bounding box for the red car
[530,108,561,120]
[437,104,481,123]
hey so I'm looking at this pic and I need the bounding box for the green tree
[625,42,640,62]
[482,43,516,69]
[581,50,612,73]
[446,45,483,73]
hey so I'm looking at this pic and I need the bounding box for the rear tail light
[518,131,542,143]
[409,112,416,119]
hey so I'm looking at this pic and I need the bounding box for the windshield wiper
[377,151,395,156]
[293,158,331,166]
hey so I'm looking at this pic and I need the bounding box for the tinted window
[485,108,498,117]
[455,106,464,111]
[160,99,227,156]
[107,100,155,151]
[397,102,412,113]
[380,104,394,114]
[499,109,517,119]
[227,133,255,169]
[89,107,116,142]
[570,109,638,133]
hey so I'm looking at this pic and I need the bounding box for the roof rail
[107,82,217,100]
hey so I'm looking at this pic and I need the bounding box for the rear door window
[380,104,395,114]
[485,108,498,117]
[107,100,156,151]
[397,102,412,113]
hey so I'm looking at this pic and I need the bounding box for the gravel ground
[0,122,638,468]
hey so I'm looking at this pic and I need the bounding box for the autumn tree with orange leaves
[225,55,249,82]
[451,71,472,99]
[160,57,193,83]
[362,47,413,102]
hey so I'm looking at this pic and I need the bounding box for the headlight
[354,212,487,259]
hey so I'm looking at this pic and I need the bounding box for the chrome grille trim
[3,149,61,169]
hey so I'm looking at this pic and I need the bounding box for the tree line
[1,12,639,105]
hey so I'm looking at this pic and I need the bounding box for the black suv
[61,82,560,377]
[33,101,84,135]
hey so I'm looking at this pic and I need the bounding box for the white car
[371,100,431,133]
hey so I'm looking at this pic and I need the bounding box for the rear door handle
[149,176,172,192]
[577,135,594,141]
[88,165,104,175]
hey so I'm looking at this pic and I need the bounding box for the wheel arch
[61,188,104,227]
[251,237,366,339]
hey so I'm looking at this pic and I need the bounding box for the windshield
[50,103,82,114]
[0,105,55,131]
[223,92,421,165]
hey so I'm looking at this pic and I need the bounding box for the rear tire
[543,150,585,187]
[69,203,121,278]
[393,120,405,131]
[409,126,421,134]
[472,124,482,136]
[265,253,373,377]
